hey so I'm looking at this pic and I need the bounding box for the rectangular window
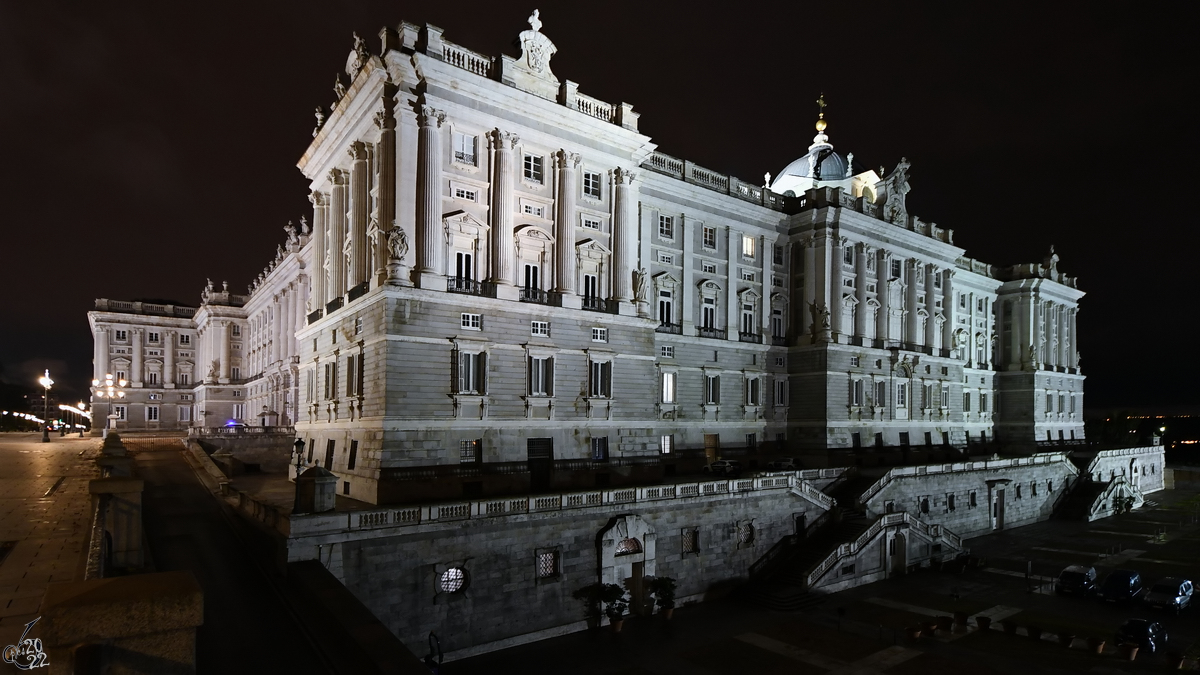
[231,367,241,380]
[746,378,761,406]
[455,351,486,394]
[147,372,159,385]
[453,132,475,164]
[896,382,907,407]
[179,406,192,422]
[523,153,543,183]
[591,327,608,343]
[536,550,560,578]
[522,204,545,218]
[530,320,550,336]
[657,251,673,265]
[890,259,902,279]
[324,440,335,470]
[850,356,860,367]
[981,393,988,413]
[113,405,127,420]
[591,437,609,461]
[146,406,159,421]
[843,248,854,265]
[771,309,784,338]
[114,330,128,341]
[454,187,477,201]
[589,361,612,398]
[583,171,602,199]
[934,272,942,288]
[774,357,785,366]
[232,403,244,419]
[528,356,554,396]
[323,361,338,399]
[977,298,985,312]
[658,290,673,324]
[1046,393,1053,412]
[661,372,676,403]
[851,380,864,406]
[742,235,755,258]
[354,317,363,335]
[661,435,673,454]
[773,276,782,287]
[964,392,972,412]
[682,527,699,554]
[703,226,717,249]
[701,297,717,329]
[774,244,784,265]
[658,215,674,239]
[461,313,481,330]
[875,381,886,406]
[459,439,481,463]
[705,375,720,405]
[740,270,755,282]
[232,390,240,397]
[345,353,364,397]
[582,216,601,230]
[774,379,787,406]
[660,345,674,358]
[702,262,717,274]
[347,440,358,470]
[746,433,757,451]
[147,331,160,343]
[231,325,241,337]
[179,334,191,345]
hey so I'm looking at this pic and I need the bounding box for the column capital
[488,128,519,149]
[418,105,446,128]
[347,141,367,161]
[555,149,581,169]
[373,105,395,131]
[856,242,874,255]
[130,327,143,336]
[309,190,327,206]
[614,167,637,185]
[327,169,347,185]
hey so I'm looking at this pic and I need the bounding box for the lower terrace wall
[1083,446,1165,494]
[283,476,831,659]
[859,452,1081,540]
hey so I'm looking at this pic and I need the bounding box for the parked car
[1114,618,1168,653]
[1098,569,1144,604]
[1055,565,1097,596]
[703,460,742,476]
[1144,577,1194,614]
[766,457,799,470]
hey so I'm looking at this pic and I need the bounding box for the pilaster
[348,141,370,288]
[416,106,447,289]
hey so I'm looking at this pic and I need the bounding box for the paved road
[0,432,97,649]
[134,440,330,674]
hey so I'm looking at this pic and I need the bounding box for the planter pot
[1057,633,1075,648]
[906,626,923,641]
[925,621,940,635]
[1027,626,1043,641]
[1119,643,1138,661]
[661,608,674,620]
[976,616,992,631]
[937,616,954,631]
[610,619,624,633]
[1087,638,1105,655]
[953,611,969,626]
[1001,620,1019,635]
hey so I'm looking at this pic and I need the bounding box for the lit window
[461,313,481,330]
[440,567,467,593]
[661,372,676,403]
[113,405,127,420]
[583,171,602,199]
[453,132,476,164]
[460,439,481,463]
[523,154,543,183]
[703,226,717,249]
[531,321,550,337]
[661,435,674,454]
[591,327,607,342]
[742,235,755,258]
[682,527,699,554]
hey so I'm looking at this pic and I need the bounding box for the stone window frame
[659,345,674,359]
[697,280,723,330]
[525,345,558,399]
[585,351,614,400]
[522,152,545,185]
[681,526,700,555]
[657,214,675,242]
[461,313,482,331]
[654,272,680,325]
[702,225,717,251]
[435,564,470,596]
[743,371,763,408]
[582,170,603,201]
[451,129,478,168]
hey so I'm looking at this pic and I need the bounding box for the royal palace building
[89,12,1086,506]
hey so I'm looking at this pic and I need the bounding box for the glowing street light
[38,370,53,443]
[92,373,127,438]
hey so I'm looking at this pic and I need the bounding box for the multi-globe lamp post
[38,370,53,443]
[91,373,127,438]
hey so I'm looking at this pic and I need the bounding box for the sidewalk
[0,433,99,649]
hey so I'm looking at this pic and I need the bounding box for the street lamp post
[91,373,127,439]
[292,438,306,514]
[38,370,53,443]
[78,402,86,437]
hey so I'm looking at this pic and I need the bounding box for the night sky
[0,2,1190,410]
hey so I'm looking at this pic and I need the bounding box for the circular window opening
[440,567,467,593]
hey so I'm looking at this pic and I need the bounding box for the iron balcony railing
[347,282,369,303]
[697,326,726,340]
[325,296,344,314]
[519,287,550,304]
[739,331,762,344]
[771,335,788,346]
[581,296,613,313]
[307,309,323,325]
[447,277,495,297]
[656,322,682,334]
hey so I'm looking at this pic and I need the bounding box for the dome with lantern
[769,96,880,201]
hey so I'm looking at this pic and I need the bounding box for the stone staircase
[1054,478,1106,520]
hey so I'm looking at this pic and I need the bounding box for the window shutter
[357,352,365,395]
[546,358,554,396]
[527,356,534,396]
[478,352,487,394]
[452,350,462,393]
[603,362,612,397]
[714,376,720,405]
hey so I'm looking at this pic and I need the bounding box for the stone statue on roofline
[386,226,409,263]
[633,267,648,303]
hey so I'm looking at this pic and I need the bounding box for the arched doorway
[889,532,907,576]
[598,515,656,616]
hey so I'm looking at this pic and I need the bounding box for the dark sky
[0,1,1190,409]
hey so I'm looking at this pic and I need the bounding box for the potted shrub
[1086,637,1106,654]
[600,583,629,632]
[571,583,605,629]
[648,576,677,619]
[976,615,992,631]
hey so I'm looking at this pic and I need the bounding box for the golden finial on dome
[815,93,827,132]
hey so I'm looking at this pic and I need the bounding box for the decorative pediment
[738,288,761,302]
[842,293,859,305]
[514,224,554,242]
[653,271,680,287]
[575,238,610,255]
[443,210,489,235]
[698,279,722,292]
[866,298,881,308]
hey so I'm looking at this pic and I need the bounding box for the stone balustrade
[859,452,1077,505]
[94,298,196,318]
[441,39,493,77]
[806,510,963,588]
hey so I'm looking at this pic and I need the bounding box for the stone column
[308,192,327,311]
[487,128,518,296]
[95,327,109,380]
[328,170,348,299]
[293,279,305,354]
[854,244,869,338]
[270,300,280,365]
[829,236,844,336]
[942,269,954,350]
[164,331,175,386]
[802,236,816,336]
[1068,308,1078,368]
[612,167,637,306]
[130,329,143,386]
[905,260,920,344]
[219,322,231,382]
[282,290,293,362]
[924,265,937,349]
[877,250,891,341]
[416,106,446,287]
[374,100,396,284]
[348,142,369,289]
[554,149,579,298]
